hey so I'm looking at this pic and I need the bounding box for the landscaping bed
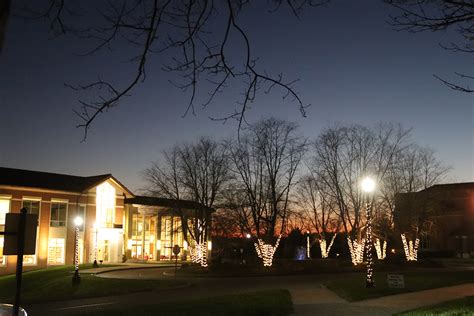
[324,270,474,301]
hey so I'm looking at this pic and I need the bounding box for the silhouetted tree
[228,118,306,242]
[143,137,231,265]
[388,0,474,93]
[297,174,340,257]
[9,0,328,139]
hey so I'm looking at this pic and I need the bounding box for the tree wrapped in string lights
[361,176,376,288]
[189,241,208,267]
[401,234,420,261]
[254,235,281,267]
[72,216,83,285]
[347,237,365,265]
[375,238,387,260]
[319,234,336,259]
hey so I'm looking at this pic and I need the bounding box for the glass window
[50,203,67,227]
[0,237,5,266]
[77,205,86,232]
[22,200,40,216]
[78,238,84,264]
[160,216,172,259]
[22,199,40,227]
[0,199,10,225]
[96,182,115,228]
[47,238,65,264]
[23,254,37,265]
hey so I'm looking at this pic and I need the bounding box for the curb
[85,265,179,276]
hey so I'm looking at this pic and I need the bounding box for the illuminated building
[0,167,213,275]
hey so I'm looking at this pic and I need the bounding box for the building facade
[394,182,474,258]
[0,167,213,275]
[124,196,213,261]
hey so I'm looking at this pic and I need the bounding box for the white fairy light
[375,238,387,260]
[320,234,337,258]
[254,235,281,267]
[347,237,365,265]
[189,241,208,267]
[306,232,311,259]
[401,234,420,261]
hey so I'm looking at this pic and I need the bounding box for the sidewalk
[291,283,474,316]
[353,283,474,312]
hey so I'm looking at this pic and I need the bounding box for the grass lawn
[0,264,184,304]
[395,296,474,315]
[72,289,293,316]
[324,269,474,301]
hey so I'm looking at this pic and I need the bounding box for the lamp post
[361,176,376,288]
[72,216,83,285]
[93,222,99,268]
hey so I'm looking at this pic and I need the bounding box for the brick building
[394,182,474,258]
[0,167,213,275]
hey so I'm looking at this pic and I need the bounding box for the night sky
[0,1,472,191]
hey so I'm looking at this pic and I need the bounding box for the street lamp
[245,233,251,239]
[361,176,376,288]
[72,216,83,285]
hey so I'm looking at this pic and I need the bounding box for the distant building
[0,167,213,275]
[394,182,474,258]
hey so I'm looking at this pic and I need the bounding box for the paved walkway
[291,283,474,315]
[80,263,178,274]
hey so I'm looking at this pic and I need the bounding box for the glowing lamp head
[246,233,251,239]
[74,216,83,227]
[361,177,376,193]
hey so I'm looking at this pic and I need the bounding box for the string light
[347,237,365,265]
[375,238,387,260]
[320,234,337,258]
[306,232,311,259]
[254,235,281,267]
[401,234,420,261]
[189,241,208,267]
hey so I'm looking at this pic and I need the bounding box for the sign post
[2,208,38,316]
[387,274,405,288]
[13,209,26,316]
[172,245,181,280]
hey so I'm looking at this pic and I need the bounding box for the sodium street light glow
[361,177,376,193]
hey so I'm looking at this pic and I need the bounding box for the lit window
[22,199,39,265]
[23,254,37,265]
[77,205,86,232]
[48,238,65,264]
[0,199,10,225]
[50,203,67,227]
[78,239,84,264]
[0,237,5,266]
[96,182,115,228]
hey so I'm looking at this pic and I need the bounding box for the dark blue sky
[0,1,472,191]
